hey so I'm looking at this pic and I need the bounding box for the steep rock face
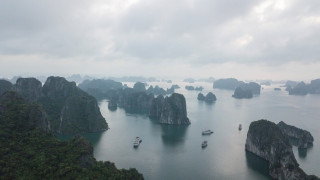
[197,93,205,101]
[245,120,319,180]
[147,85,167,95]
[118,88,154,113]
[309,79,320,94]
[133,82,146,92]
[149,95,165,119]
[213,78,244,90]
[240,82,261,94]
[205,92,217,103]
[232,87,253,99]
[108,99,117,110]
[277,121,314,149]
[195,86,203,91]
[0,91,50,132]
[185,86,194,90]
[39,76,107,134]
[289,82,308,95]
[0,93,143,179]
[13,78,42,102]
[159,93,190,125]
[0,80,13,96]
[78,79,123,99]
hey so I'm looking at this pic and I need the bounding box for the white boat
[239,124,242,131]
[202,141,208,148]
[133,137,142,148]
[202,130,213,135]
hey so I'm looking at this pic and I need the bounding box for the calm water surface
[80,82,320,180]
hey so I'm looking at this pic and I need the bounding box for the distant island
[197,92,217,103]
[286,79,320,95]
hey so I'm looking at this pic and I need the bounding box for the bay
[79,82,320,179]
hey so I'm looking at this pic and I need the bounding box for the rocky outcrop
[289,82,308,95]
[13,78,42,102]
[205,92,217,103]
[309,79,320,94]
[147,85,167,95]
[245,120,319,180]
[185,86,203,91]
[288,79,320,95]
[232,87,253,99]
[78,79,123,99]
[133,82,146,92]
[158,93,190,125]
[0,79,12,96]
[197,93,205,101]
[108,99,117,111]
[10,77,108,134]
[117,88,154,113]
[213,78,244,90]
[149,95,165,119]
[183,78,195,83]
[240,82,261,94]
[171,84,180,89]
[0,92,143,179]
[40,76,108,134]
[0,91,51,132]
[277,121,314,149]
[185,86,194,90]
[195,86,203,91]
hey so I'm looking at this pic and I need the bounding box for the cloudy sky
[0,0,319,80]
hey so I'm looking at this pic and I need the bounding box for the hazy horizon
[1,0,319,81]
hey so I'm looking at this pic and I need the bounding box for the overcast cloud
[0,0,319,80]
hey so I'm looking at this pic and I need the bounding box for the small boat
[202,130,213,135]
[133,137,142,148]
[239,124,242,131]
[202,141,208,148]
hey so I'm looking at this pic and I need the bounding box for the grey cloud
[0,0,319,66]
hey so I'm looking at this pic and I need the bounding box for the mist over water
[80,82,320,179]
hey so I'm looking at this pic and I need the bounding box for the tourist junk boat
[202,141,208,148]
[239,124,242,131]
[202,130,213,135]
[133,137,142,148]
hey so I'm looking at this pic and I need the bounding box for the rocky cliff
[40,76,108,134]
[197,93,205,101]
[8,76,108,134]
[158,93,190,125]
[149,95,165,119]
[240,82,261,94]
[0,91,51,132]
[0,92,143,179]
[213,78,244,90]
[0,79,12,96]
[205,92,217,103]
[245,120,319,180]
[117,88,154,113]
[78,79,123,99]
[232,87,253,99]
[277,121,314,149]
[13,78,42,102]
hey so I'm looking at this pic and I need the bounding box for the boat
[202,141,208,148]
[133,137,142,148]
[239,124,242,131]
[202,130,213,135]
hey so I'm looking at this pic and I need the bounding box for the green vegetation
[0,92,143,179]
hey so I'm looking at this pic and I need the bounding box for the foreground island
[0,91,143,179]
[245,120,319,180]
